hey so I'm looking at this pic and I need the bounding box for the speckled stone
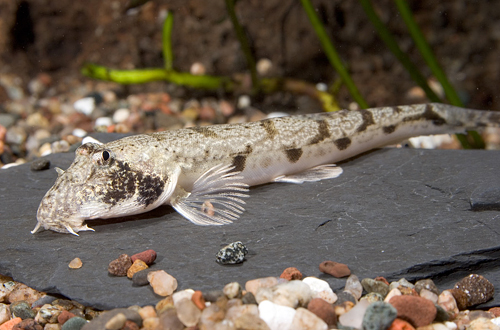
[362,278,390,297]
[280,267,303,281]
[454,274,495,307]
[10,301,36,320]
[448,288,470,310]
[107,254,132,277]
[215,241,248,265]
[319,261,351,278]
[362,301,398,330]
[361,292,384,303]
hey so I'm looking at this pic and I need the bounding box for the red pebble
[307,298,337,327]
[280,267,303,280]
[57,310,76,325]
[319,261,351,278]
[389,295,437,328]
[12,319,42,330]
[489,307,500,317]
[375,276,390,285]
[387,318,415,330]
[122,320,140,330]
[131,249,157,266]
[191,290,206,310]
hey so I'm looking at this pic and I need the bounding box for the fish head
[33,142,174,235]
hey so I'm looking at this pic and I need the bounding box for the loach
[32,103,500,235]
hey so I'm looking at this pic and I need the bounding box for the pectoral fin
[272,164,343,184]
[170,164,249,225]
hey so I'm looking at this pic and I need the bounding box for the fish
[32,103,500,235]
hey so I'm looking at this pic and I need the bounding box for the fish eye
[102,150,110,161]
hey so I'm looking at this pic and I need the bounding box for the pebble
[10,301,35,319]
[448,288,469,310]
[225,304,259,322]
[104,313,127,330]
[203,290,224,303]
[81,308,141,330]
[468,317,500,330]
[362,301,398,330]
[138,305,156,319]
[215,241,248,265]
[344,274,363,299]
[223,282,242,299]
[51,140,70,153]
[130,250,156,266]
[307,297,337,326]
[420,288,439,303]
[172,289,195,306]
[127,259,148,279]
[385,288,402,303]
[258,300,296,330]
[11,318,42,330]
[58,310,76,324]
[191,291,206,310]
[338,298,371,329]
[289,307,328,330]
[335,291,357,305]
[147,270,178,296]
[234,313,270,330]
[390,278,415,291]
[0,317,22,330]
[68,258,82,269]
[112,108,130,123]
[319,261,351,278]
[387,318,415,330]
[131,269,150,286]
[0,304,9,324]
[361,292,384,303]
[255,280,311,308]
[454,274,495,307]
[280,267,303,281]
[73,97,95,116]
[94,117,113,128]
[241,292,257,305]
[155,296,174,314]
[362,278,390,297]
[176,298,201,327]
[302,276,337,303]
[30,158,50,171]
[107,254,132,277]
[245,277,278,296]
[61,316,87,330]
[389,295,437,327]
[415,279,439,295]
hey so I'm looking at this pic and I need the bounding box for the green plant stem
[225,0,258,90]
[394,0,483,149]
[300,0,368,109]
[162,11,174,71]
[358,0,440,101]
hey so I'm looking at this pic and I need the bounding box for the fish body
[33,103,500,235]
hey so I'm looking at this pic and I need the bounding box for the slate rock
[81,308,142,330]
[2,144,500,310]
[362,301,397,330]
[454,274,495,307]
[215,241,248,265]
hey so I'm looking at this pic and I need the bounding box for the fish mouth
[33,201,92,236]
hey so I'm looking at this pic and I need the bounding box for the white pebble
[344,274,363,299]
[190,62,206,75]
[256,58,272,76]
[289,307,328,330]
[72,128,87,138]
[256,280,311,308]
[258,300,296,330]
[266,112,289,119]
[113,108,130,123]
[94,117,113,128]
[316,83,328,92]
[73,97,95,116]
[147,270,178,296]
[81,136,103,145]
[445,321,458,329]
[338,298,371,329]
[237,95,251,109]
[490,318,500,327]
[1,163,21,169]
[384,288,402,302]
[172,289,195,306]
[302,276,337,303]
[0,303,10,324]
[420,288,438,303]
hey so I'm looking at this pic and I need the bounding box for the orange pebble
[191,290,206,310]
[387,318,415,330]
[0,317,22,330]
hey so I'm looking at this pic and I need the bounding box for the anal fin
[272,164,343,184]
[171,164,249,226]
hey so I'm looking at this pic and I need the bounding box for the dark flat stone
[1,136,499,310]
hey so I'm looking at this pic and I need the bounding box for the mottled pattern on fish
[33,103,500,235]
